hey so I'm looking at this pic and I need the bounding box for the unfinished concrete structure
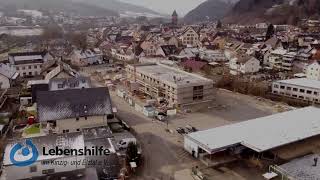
[126,63,214,107]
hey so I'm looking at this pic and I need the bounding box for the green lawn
[24,124,40,135]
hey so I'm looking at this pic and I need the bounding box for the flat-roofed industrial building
[184,107,320,166]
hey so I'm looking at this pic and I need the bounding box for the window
[299,96,304,99]
[307,90,312,94]
[315,92,318,95]
[34,65,37,69]
[63,129,69,133]
[300,89,305,93]
[30,166,37,173]
[76,117,79,121]
[293,88,298,91]
[287,87,291,90]
[42,169,55,174]
[84,116,87,120]
[28,65,31,69]
[280,86,285,89]
[77,129,80,132]
[58,84,64,89]
[22,67,25,70]
[29,72,32,76]
[274,84,279,88]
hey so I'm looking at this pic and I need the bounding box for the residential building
[111,47,135,61]
[306,61,320,80]
[180,27,200,47]
[41,60,79,80]
[0,63,19,89]
[8,51,52,77]
[199,50,227,62]
[3,133,88,180]
[296,47,313,62]
[70,49,103,67]
[272,78,320,103]
[3,129,119,180]
[155,45,179,57]
[229,56,261,75]
[161,36,179,47]
[126,63,214,106]
[268,49,287,69]
[282,52,297,71]
[140,41,158,56]
[37,87,113,134]
[178,47,199,59]
[49,77,92,91]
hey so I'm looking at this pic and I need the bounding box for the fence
[268,165,293,180]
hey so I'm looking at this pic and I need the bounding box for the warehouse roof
[276,78,320,89]
[186,107,320,153]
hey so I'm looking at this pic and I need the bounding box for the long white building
[272,78,320,103]
[184,107,320,161]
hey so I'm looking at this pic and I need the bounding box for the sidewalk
[174,169,195,180]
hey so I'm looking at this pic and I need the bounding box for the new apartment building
[126,63,214,106]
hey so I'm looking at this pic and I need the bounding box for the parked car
[118,138,137,149]
[176,127,186,134]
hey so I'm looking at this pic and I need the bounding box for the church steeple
[172,10,178,25]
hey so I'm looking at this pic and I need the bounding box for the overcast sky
[120,0,206,15]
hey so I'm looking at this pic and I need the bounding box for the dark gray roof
[9,51,48,65]
[160,45,179,56]
[0,63,17,79]
[37,88,112,122]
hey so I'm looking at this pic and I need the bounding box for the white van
[118,138,137,149]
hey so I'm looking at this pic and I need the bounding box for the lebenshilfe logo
[9,139,111,167]
[10,139,39,167]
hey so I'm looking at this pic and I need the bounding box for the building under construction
[126,63,214,107]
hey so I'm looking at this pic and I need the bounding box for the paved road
[110,92,198,180]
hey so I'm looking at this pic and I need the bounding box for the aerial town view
[1,0,320,179]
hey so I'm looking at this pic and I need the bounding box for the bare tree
[66,32,88,50]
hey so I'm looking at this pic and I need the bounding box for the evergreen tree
[265,24,275,40]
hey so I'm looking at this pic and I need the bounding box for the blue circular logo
[10,139,39,167]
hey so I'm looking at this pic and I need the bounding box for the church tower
[172,10,178,26]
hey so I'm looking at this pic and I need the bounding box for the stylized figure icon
[10,139,39,167]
